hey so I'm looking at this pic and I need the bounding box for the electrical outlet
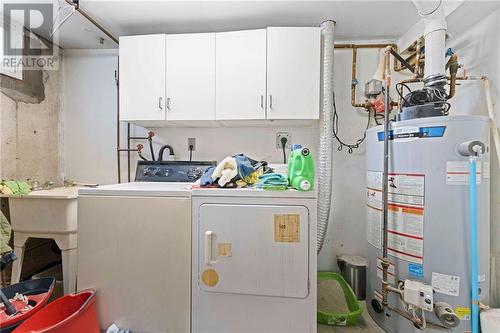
[276,132,291,149]
[188,138,196,151]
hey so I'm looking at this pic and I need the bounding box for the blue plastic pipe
[469,158,479,333]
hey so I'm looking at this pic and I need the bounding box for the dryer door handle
[205,231,217,265]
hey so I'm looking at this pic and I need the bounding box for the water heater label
[377,126,446,141]
[446,161,483,185]
[366,171,425,264]
[432,272,460,297]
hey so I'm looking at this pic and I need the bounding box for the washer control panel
[135,161,216,182]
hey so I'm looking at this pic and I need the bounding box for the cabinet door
[119,34,166,121]
[266,27,321,120]
[166,33,216,121]
[215,29,267,120]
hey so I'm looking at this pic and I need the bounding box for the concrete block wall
[0,30,63,185]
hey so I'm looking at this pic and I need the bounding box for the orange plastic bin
[13,290,99,333]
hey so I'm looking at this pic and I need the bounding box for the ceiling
[8,0,500,49]
[56,0,425,49]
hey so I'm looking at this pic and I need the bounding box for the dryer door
[198,203,309,298]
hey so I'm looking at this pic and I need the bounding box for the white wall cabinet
[119,27,321,124]
[215,29,267,120]
[119,34,166,121]
[266,27,321,120]
[166,33,216,121]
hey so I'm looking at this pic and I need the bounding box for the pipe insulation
[412,0,447,78]
[317,20,335,253]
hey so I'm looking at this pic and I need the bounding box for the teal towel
[256,173,289,190]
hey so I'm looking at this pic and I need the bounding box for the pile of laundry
[195,154,292,190]
[197,154,271,188]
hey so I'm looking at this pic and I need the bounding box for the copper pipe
[335,43,396,49]
[400,78,424,84]
[447,54,459,99]
[118,148,140,152]
[414,38,423,78]
[350,47,370,109]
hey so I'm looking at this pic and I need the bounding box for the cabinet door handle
[166,97,171,111]
[158,97,163,110]
[269,95,273,109]
[260,95,264,109]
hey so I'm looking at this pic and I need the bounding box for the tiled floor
[318,301,385,333]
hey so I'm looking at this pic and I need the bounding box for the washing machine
[191,188,317,333]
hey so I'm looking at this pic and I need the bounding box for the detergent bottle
[288,144,314,191]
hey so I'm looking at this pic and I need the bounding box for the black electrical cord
[189,145,194,162]
[332,91,372,153]
[280,137,288,163]
[396,82,412,106]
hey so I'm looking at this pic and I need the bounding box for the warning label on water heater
[366,171,425,264]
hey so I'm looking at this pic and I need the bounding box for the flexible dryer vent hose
[317,20,335,253]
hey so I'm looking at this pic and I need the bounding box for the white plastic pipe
[317,20,335,253]
[412,0,447,78]
[484,78,500,167]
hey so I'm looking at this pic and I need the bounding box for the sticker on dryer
[217,243,232,257]
[201,269,219,287]
[376,257,395,285]
[432,272,460,296]
[446,161,482,185]
[274,214,300,243]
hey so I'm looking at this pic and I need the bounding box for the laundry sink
[3,187,79,234]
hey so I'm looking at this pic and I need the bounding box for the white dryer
[191,188,317,333]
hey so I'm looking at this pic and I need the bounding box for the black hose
[158,145,175,161]
[0,290,17,316]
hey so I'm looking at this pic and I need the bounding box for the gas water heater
[366,115,490,332]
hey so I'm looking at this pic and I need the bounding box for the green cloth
[0,211,12,254]
[256,173,289,190]
[3,180,31,195]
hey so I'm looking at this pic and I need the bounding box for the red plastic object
[1,278,55,333]
[13,290,99,333]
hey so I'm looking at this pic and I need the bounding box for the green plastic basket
[317,272,363,326]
